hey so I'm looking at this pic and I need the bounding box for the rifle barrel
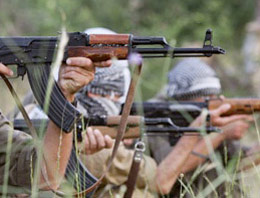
[13,118,219,140]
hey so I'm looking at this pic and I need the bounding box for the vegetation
[1,0,260,197]
[0,0,257,100]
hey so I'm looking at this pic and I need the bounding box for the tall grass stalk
[180,163,209,197]
[178,177,196,198]
[253,114,260,144]
[196,174,226,198]
[31,28,68,197]
[181,109,231,197]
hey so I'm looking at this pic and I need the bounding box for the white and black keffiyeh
[167,58,221,100]
[75,60,130,116]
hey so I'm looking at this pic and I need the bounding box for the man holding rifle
[4,27,233,197]
[0,57,113,196]
[8,54,248,197]
[149,58,253,197]
[76,59,249,197]
[60,28,246,198]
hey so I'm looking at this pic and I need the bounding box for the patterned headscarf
[167,58,221,100]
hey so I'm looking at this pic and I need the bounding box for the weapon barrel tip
[219,48,226,54]
[214,47,226,54]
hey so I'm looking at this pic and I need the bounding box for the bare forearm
[156,136,199,194]
[40,121,73,189]
[181,133,225,173]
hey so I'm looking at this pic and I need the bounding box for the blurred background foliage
[0,0,258,113]
[1,1,260,196]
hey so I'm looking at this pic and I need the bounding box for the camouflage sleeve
[0,110,36,188]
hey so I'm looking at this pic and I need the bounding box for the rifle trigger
[17,66,27,80]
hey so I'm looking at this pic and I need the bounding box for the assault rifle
[1,29,224,197]
[130,98,260,127]
[0,29,225,133]
[13,116,219,140]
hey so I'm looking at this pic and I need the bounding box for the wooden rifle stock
[68,34,130,62]
[68,46,129,62]
[208,98,260,116]
[88,34,130,44]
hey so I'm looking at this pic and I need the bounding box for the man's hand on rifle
[208,103,253,141]
[221,119,252,140]
[209,104,252,127]
[80,127,113,155]
[58,56,113,153]
[58,57,112,102]
[176,103,253,175]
